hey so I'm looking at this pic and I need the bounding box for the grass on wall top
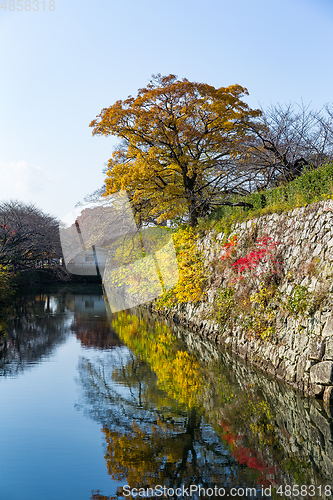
[200,163,333,235]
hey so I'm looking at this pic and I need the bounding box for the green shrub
[285,285,313,317]
[215,286,235,327]
[205,163,333,231]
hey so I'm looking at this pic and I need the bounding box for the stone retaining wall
[155,200,333,402]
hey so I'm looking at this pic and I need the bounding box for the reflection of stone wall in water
[174,326,333,487]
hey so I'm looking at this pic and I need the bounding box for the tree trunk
[183,169,198,227]
[189,201,199,227]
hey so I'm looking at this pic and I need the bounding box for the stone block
[296,351,309,381]
[308,337,325,361]
[304,358,313,373]
[313,243,323,256]
[309,383,325,396]
[323,387,333,405]
[310,361,333,385]
[276,359,296,382]
[285,349,297,364]
[314,219,325,233]
[291,246,300,258]
[237,343,248,359]
[270,347,280,368]
[322,317,333,337]
[324,337,333,360]
[311,312,323,335]
[285,362,296,382]
[276,359,287,379]
[327,237,333,248]
[278,344,287,358]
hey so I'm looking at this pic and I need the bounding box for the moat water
[0,285,332,500]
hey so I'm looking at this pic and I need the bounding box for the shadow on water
[1,287,333,499]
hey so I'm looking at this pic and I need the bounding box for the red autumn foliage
[220,235,238,261]
[230,236,280,281]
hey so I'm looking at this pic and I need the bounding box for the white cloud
[0,159,104,218]
[0,160,50,202]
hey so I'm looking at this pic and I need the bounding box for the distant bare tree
[242,102,333,189]
[0,201,63,271]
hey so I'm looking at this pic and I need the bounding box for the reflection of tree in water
[84,310,333,500]
[66,290,123,350]
[0,293,70,377]
[71,313,122,350]
[78,349,264,500]
[0,288,122,378]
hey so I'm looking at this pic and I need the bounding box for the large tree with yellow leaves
[90,74,261,226]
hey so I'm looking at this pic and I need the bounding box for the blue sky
[0,0,333,219]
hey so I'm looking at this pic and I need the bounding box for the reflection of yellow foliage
[103,424,161,486]
[103,421,192,489]
[112,312,202,407]
[157,350,202,404]
[246,400,275,447]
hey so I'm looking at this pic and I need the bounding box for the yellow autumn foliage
[90,74,261,226]
[156,226,207,307]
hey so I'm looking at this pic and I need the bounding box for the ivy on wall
[156,227,207,308]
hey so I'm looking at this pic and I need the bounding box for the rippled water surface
[0,285,333,500]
